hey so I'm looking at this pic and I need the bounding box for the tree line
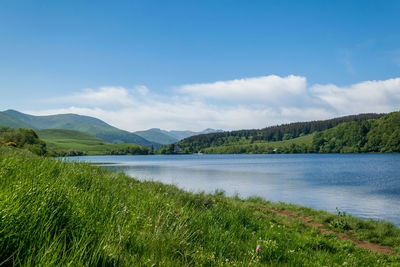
[168,113,385,153]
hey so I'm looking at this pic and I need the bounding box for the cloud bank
[30,75,400,131]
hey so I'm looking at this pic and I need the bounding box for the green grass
[0,112,33,129]
[0,146,399,266]
[203,134,314,154]
[37,129,150,156]
[4,110,159,147]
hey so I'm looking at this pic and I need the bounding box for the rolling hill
[159,112,392,154]
[133,128,179,145]
[168,128,224,140]
[134,128,224,145]
[0,111,34,129]
[3,110,160,148]
[37,129,152,156]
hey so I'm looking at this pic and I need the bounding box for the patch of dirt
[271,208,394,256]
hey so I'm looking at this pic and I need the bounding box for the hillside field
[37,129,151,156]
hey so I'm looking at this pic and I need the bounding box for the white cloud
[179,75,308,105]
[49,86,136,108]
[134,85,149,96]
[312,78,400,114]
[30,75,400,132]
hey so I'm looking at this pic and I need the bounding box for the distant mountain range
[0,110,223,147]
[133,128,223,144]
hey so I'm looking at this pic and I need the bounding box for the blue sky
[0,0,399,131]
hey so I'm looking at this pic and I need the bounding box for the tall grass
[0,146,399,265]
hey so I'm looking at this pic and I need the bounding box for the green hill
[168,128,224,140]
[3,110,160,148]
[0,146,398,265]
[0,111,34,129]
[134,128,179,145]
[313,111,400,153]
[36,129,151,156]
[37,128,106,141]
[133,128,224,145]
[159,112,399,154]
[203,134,315,154]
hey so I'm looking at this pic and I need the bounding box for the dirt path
[271,209,394,256]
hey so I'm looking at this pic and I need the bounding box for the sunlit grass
[0,146,399,265]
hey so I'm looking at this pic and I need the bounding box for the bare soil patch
[271,208,394,256]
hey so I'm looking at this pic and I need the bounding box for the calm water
[68,154,400,225]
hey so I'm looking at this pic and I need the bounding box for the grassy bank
[0,146,399,266]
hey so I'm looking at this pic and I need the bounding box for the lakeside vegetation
[159,112,400,154]
[0,127,152,157]
[0,145,399,265]
[37,129,152,156]
[0,109,161,148]
[1,111,398,156]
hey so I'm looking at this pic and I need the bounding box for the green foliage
[202,134,314,154]
[159,112,399,155]
[161,113,384,154]
[365,112,400,152]
[37,129,152,156]
[330,208,352,231]
[0,146,399,265]
[0,126,47,155]
[3,110,160,148]
[312,112,400,153]
[0,112,34,129]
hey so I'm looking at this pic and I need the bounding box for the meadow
[203,134,314,154]
[37,129,152,156]
[0,146,399,266]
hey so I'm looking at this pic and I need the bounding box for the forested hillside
[313,112,400,153]
[167,113,385,154]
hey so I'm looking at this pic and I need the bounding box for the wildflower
[256,244,261,252]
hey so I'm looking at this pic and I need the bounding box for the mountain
[0,111,34,129]
[168,128,224,140]
[134,128,179,145]
[134,128,224,145]
[3,110,160,148]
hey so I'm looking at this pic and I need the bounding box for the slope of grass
[203,134,314,154]
[134,128,179,145]
[3,110,160,147]
[0,146,399,265]
[0,112,34,129]
[37,129,106,141]
[37,129,151,156]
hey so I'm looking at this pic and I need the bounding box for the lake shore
[1,146,400,265]
[69,153,400,225]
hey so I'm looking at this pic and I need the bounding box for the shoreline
[1,146,399,265]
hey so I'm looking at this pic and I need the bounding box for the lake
[68,154,400,225]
